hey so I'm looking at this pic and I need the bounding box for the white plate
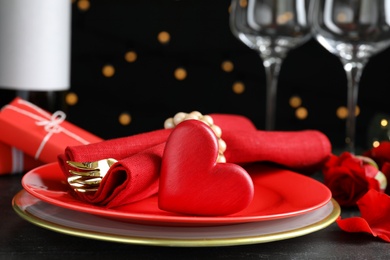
[13,189,340,247]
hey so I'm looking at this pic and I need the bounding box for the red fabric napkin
[58,114,331,208]
[222,130,329,172]
[72,144,165,208]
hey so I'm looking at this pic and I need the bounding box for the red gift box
[0,142,42,175]
[0,97,103,164]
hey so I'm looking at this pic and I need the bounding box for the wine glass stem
[263,57,282,131]
[344,61,365,154]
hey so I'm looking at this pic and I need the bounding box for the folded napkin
[58,114,331,208]
[71,144,164,207]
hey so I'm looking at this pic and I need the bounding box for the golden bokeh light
[221,60,234,72]
[380,119,388,127]
[277,12,293,24]
[372,140,381,148]
[102,64,115,77]
[77,0,90,11]
[119,112,132,126]
[65,92,78,106]
[295,107,308,120]
[336,12,348,23]
[239,0,248,8]
[158,31,170,44]
[124,51,137,63]
[232,81,245,94]
[174,67,187,80]
[355,106,360,116]
[289,95,302,108]
[336,107,348,119]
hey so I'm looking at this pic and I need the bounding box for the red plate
[22,162,332,226]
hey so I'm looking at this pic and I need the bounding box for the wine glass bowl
[313,1,390,63]
[310,0,390,153]
[230,0,312,130]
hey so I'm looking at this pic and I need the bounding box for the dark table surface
[1,172,388,260]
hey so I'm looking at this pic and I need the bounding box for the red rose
[322,152,383,207]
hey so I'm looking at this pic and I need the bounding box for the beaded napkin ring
[164,111,227,163]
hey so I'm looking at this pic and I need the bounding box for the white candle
[0,0,71,91]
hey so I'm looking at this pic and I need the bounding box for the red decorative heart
[158,120,254,216]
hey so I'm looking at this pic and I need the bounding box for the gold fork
[66,158,117,192]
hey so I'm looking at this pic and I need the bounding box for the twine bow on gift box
[35,110,66,133]
[4,99,91,159]
[0,97,103,163]
[34,110,68,159]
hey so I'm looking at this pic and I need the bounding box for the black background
[3,0,390,151]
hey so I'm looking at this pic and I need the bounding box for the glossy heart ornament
[158,120,254,216]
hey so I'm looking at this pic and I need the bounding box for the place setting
[11,108,340,247]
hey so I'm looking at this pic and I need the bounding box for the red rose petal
[357,189,390,227]
[336,216,375,235]
[336,189,390,242]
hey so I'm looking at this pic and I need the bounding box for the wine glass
[310,0,390,153]
[230,0,312,130]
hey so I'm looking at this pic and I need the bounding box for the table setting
[3,102,339,246]
[2,0,390,258]
[5,97,390,247]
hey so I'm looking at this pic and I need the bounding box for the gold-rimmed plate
[13,190,340,247]
[21,162,332,226]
